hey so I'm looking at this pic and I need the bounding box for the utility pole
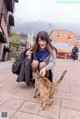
[49,23,52,30]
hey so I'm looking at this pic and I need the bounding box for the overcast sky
[14,0,80,25]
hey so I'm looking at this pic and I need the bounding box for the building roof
[52,29,77,35]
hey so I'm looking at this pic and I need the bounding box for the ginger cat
[33,70,67,110]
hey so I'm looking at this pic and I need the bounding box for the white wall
[51,41,74,51]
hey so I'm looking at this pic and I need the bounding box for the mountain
[13,20,80,35]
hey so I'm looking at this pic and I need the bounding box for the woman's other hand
[40,67,46,77]
[26,48,32,57]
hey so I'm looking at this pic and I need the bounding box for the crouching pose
[26,31,57,82]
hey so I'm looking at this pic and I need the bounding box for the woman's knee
[31,60,39,71]
[39,62,46,69]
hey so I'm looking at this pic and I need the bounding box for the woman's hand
[40,67,46,77]
[26,48,32,57]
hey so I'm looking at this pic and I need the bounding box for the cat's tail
[53,70,67,88]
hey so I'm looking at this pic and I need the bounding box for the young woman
[26,31,57,81]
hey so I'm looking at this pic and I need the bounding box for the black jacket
[12,49,33,85]
[72,47,78,54]
[17,56,32,85]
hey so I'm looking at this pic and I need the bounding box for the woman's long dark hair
[31,31,56,56]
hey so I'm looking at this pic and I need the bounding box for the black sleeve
[23,48,30,57]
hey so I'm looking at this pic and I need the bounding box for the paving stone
[11,90,34,101]
[0,92,16,106]
[0,99,24,118]
[57,84,70,93]
[19,101,40,114]
[55,92,80,101]
[39,99,60,119]
[11,111,51,119]
[65,75,77,86]
[0,80,8,88]
[62,99,80,111]
[60,108,80,119]
[70,86,80,95]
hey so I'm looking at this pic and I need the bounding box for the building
[51,30,79,58]
[51,30,77,44]
[0,0,18,61]
[27,33,34,48]
[17,33,28,41]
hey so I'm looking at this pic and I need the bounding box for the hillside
[14,20,80,35]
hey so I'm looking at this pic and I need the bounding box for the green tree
[10,31,18,45]
[10,31,26,46]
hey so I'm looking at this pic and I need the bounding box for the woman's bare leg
[39,62,49,77]
[31,60,39,72]
[39,62,46,70]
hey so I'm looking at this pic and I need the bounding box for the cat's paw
[39,107,44,111]
[48,100,53,106]
[37,92,40,96]
[33,94,36,98]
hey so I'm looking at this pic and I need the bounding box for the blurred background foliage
[10,32,26,46]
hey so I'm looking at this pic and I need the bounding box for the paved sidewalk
[0,59,80,119]
[0,61,14,71]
